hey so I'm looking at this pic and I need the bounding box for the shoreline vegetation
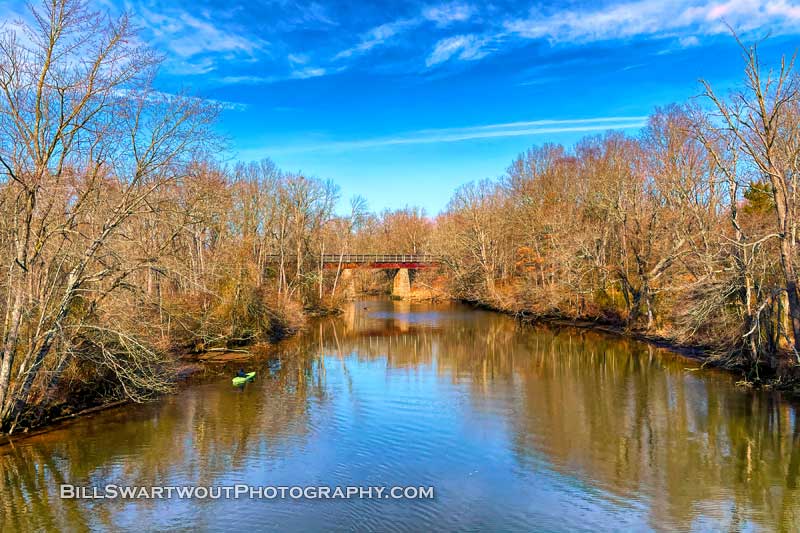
[0,0,347,435]
[465,300,719,371]
[427,41,800,391]
[0,338,290,447]
[2,0,800,437]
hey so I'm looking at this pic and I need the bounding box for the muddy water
[1,299,798,531]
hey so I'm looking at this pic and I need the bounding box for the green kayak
[232,371,256,386]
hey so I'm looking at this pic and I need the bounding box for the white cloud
[422,2,476,27]
[290,67,327,79]
[167,12,262,57]
[288,53,310,65]
[217,65,336,85]
[426,35,489,66]
[334,19,420,60]
[166,57,218,75]
[218,75,272,85]
[679,35,700,47]
[333,3,478,61]
[267,116,648,153]
[127,2,269,74]
[210,99,249,112]
[114,88,248,112]
[504,0,800,43]
[516,76,564,87]
[288,2,338,27]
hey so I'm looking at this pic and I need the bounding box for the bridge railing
[321,254,439,264]
[264,254,439,264]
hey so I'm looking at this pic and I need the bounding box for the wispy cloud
[504,0,800,43]
[516,76,565,87]
[288,53,310,65]
[25,0,798,92]
[327,0,800,73]
[426,34,490,66]
[217,66,336,85]
[282,2,338,28]
[290,67,328,79]
[126,2,269,74]
[114,88,248,112]
[679,35,701,47]
[119,0,800,84]
[209,98,249,112]
[333,19,419,60]
[333,2,477,62]
[217,75,271,85]
[422,2,476,27]
[285,53,329,79]
[267,116,648,154]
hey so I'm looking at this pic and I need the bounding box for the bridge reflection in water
[1,298,798,531]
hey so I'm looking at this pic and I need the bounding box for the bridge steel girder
[265,254,439,268]
[323,262,438,270]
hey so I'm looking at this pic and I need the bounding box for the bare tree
[702,39,800,360]
[0,0,216,430]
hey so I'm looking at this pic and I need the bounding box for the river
[1,298,798,531]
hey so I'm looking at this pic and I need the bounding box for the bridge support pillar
[392,268,411,299]
[340,268,356,300]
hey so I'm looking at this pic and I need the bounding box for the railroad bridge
[324,255,439,298]
[268,254,440,298]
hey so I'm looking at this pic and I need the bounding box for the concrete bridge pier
[340,268,356,300]
[392,268,411,298]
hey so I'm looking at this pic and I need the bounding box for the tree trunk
[0,291,24,414]
[778,237,800,354]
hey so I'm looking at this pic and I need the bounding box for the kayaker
[236,368,246,378]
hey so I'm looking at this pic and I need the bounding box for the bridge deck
[319,254,438,264]
[265,254,439,269]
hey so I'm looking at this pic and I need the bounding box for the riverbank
[0,300,321,441]
[379,284,796,390]
[393,289,712,359]
[462,297,799,392]
[0,342,289,446]
[4,291,794,445]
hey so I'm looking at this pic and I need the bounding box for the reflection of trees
[501,333,800,531]
[1,443,89,531]
[0,338,326,531]
[2,300,799,530]
[321,301,800,530]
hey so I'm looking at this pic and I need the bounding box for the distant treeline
[423,43,800,384]
[346,41,800,384]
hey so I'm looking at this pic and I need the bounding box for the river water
[1,299,799,531]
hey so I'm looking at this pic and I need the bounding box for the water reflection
[1,299,798,531]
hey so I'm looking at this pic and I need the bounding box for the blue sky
[4,1,800,213]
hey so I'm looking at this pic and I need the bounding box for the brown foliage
[432,43,800,383]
